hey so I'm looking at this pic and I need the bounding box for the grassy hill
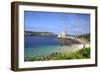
[24,31,55,36]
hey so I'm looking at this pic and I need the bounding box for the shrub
[24,47,90,61]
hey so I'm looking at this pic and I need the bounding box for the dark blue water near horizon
[24,35,61,48]
[24,35,65,57]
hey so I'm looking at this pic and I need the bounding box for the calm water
[24,35,83,58]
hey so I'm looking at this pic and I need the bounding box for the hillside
[76,33,90,41]
[24,31,55,36]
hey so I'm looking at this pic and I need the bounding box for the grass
[24,47,90,61]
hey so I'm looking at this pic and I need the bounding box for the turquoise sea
[24,35,85,58]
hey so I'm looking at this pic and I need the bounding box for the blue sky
[24,11,90,35]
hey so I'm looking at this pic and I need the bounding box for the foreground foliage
[25,47,90,61]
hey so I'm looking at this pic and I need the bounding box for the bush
[24,47,90,61]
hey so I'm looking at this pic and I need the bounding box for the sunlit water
[24,35,90,58]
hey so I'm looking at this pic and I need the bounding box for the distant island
[24,31,55,36]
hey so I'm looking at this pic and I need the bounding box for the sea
[24,35,86,58]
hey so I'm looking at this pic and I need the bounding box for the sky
[24,11,90,35]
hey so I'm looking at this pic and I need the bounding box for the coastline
[24,43,90,61]
[59,43,90,52]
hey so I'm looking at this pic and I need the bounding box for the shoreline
[24,44,90,61]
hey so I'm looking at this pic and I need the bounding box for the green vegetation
[77,33,90,41]
[25,47,90,61]
[24,31,55,36]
